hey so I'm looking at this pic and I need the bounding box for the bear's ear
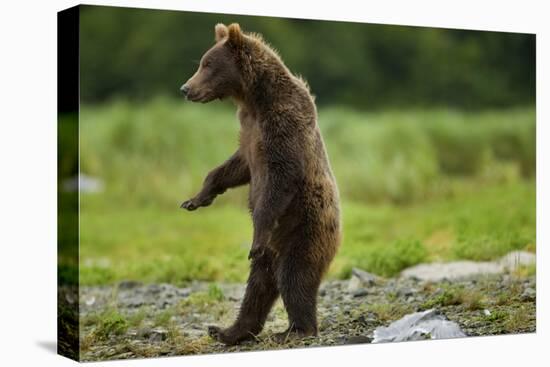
[227,23,244,48]
[214,23,228,43]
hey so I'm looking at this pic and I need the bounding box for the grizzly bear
[180,23,341,345]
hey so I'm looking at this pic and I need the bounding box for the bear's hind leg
[275,251,323,342]
[208,250,279,345]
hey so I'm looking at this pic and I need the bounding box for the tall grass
[80,97,535,208]
[320,106,535,203]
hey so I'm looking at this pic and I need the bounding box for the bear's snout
[180,84,190,97]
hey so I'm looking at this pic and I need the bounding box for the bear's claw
[180,199,198,210]
[208,325,253,345]
[208,325,221,338]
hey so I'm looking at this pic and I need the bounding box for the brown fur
[180,23,341,345]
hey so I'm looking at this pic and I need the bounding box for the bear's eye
[202,60,211,68]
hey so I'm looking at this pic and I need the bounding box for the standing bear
[180,23,341,345]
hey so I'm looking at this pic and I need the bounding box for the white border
[0,1,547,366]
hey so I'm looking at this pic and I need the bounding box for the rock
[176,288,191,297]
[401,251,536,282]
[372,309,466,343]
[347,276,363,293]
[520,287,536,301]
[499,251,536,270]
[157,300,172,309]
[146,284,163,295]
[137,327,152,339]
[400,261,502,281]
[483,309,491,316]
[352,289,369,297]
[352,268,379,285]
[348,268,379,294]
[149,328,168,342]
[354,314,378,327]
[345,335,372,344]
[120,295,145,308]
[398,287,416,297]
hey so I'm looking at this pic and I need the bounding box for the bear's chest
[237,107,266,209]
[237,108,264,172]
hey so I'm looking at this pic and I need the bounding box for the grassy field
[73,98,535,285]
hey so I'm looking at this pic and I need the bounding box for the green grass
[177,285,232,319]
[83,309,129,341]
[74,98,536,285]
[79,180,535,284]
[421,285,484,310]
[80,205,252,284]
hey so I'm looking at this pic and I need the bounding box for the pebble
[121,296,145,308]
[351,268,380,286]
[398,287,416,297]
[347,276,363,293]
[521,287,536,301]
[176,288,191,297]
[347,267,381,294]
[149,328,168,342]
[352,289,369,297]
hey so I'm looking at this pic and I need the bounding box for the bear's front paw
[180,198,199,211]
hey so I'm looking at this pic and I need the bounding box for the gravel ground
[71,271,535,362]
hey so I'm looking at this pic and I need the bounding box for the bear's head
[180,23,248,103]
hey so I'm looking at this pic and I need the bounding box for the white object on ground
[372,309,466,343]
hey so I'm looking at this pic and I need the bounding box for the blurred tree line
[79,5,535,110]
